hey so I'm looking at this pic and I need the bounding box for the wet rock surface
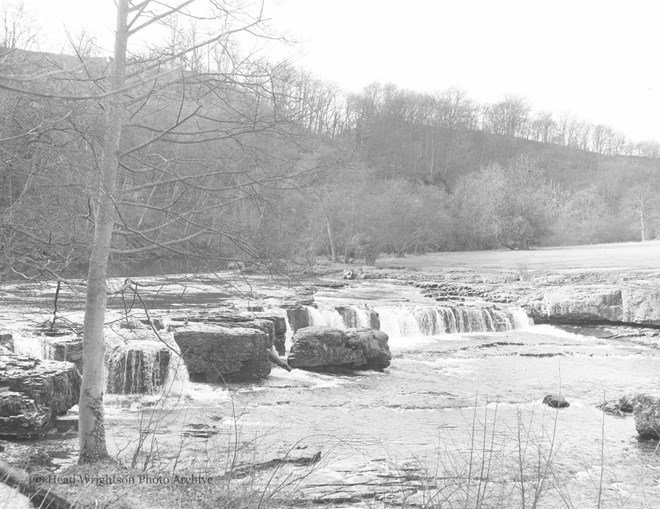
[598,394,634,416]
[285,307,310,333]
[0,355,80,438]
[48,337,83,372]
[170,311,287,354]
[173,323,270,383]
[288,326,390,371]
[0,333,13,352]
[542,394,570,408]
[632,394,660,438]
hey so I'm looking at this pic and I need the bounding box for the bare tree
[0,0,300,463]
[0,0,39,50]
[622,183,659,242]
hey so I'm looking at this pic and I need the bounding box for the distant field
[379,240,660,272]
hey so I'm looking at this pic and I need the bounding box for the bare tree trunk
[319,197,338,262]
[640,211,646,242]
[79,0,128,464]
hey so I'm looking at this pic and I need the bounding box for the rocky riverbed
[1,252,660,508]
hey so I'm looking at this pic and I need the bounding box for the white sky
[21,0,660,142]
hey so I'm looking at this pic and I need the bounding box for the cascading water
[301,303,531,339]
[307,307,345,329]
[105,344,171,394]
[104,328,190,395]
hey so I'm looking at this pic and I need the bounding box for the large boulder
[632,394,660,438]
[173,323,270,383]
[288,326,390,372]
[542,394,570,408]
[345,329,391,370]
[0,355,81,438]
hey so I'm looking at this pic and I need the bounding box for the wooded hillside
[2,46,659,277]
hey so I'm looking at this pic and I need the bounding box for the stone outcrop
[170,311,287,354]
[598,394,634,416]
[525,287,624,323]
[173,323,270,383]
[345,329,391,370]
[0,333,13,352]
[0,355,81,438]
[632,394,660,438]
[48,337,83,372]
[542,394,569,408]
[525,285,660,326]
[621,288,660,326]
[285,307,310,334]
[288,326,390,372]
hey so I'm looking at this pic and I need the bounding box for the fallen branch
[268,346,292,372]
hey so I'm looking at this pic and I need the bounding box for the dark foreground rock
[288,326,390,372]
[632,394,660,438]
[542,394,570,408]
[0,355,81,438]
[173,324,270,383]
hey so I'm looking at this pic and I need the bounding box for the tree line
[2,47,660,279]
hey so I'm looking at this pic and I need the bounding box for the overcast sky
[24,0,660,143]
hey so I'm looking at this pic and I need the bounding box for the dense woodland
[2,31,660,278]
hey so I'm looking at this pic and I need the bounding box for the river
[4,278,660,507]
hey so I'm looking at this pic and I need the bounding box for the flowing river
[5,279,660,507]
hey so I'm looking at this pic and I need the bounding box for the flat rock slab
[171,312,287,354]
[173,323,270,383]
[0,355,80,438]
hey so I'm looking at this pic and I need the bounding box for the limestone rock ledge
[172,324,270,383]
[0,355,80,438]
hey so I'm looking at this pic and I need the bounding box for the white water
[302,303,531,342]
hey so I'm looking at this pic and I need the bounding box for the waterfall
[106,344,171,394]
[13,334,49,359]
[410,305,529,335]
[376,307,423,339]
[284,313,295,355]
[308,307,345,328]
[304,303,530,339]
